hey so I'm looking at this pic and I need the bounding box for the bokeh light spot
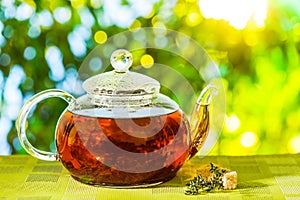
[0,35,6,47]
[3,25,14,39]
[3,3,16,19]
[74,25,91,41]
[240,131,258,148]
[15,3,35,21]
[174,3,187,17]
[129,20,141,30]
[22,77,34,90]
[71,0,86,9]
[90,0,102,9]
[68,31,87,57]
[54,7,72,24]
[154,36,168,48]
[0,53,11,66]
[225,114,240,132]
[186,12,202,27]
[38,10,54,28]
[24,46,36,60]
[94,31,107,44]
[153,21,167,31]
[89,57,102,72]
[27,26,41,38]
[78,6,95,28]
[45,46,65,81]
[289,136,300,153]
[140,54,154,69]
[175,34,190,51]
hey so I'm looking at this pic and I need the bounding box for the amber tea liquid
[56,107,195,187]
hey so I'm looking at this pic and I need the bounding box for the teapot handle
[16,89,75,161]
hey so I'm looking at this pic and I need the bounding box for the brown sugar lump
[222,171,238,190]
[196,163,237,190]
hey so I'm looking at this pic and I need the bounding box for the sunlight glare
[199,0,267,29]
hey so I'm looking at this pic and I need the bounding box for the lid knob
[110,49,133,73]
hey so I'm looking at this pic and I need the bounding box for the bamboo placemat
[1,154,300,199]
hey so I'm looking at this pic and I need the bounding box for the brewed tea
[56,107,192,186]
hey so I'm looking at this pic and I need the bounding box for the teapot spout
[188,84,218,159]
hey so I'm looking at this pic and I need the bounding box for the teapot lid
[82,49,160,106]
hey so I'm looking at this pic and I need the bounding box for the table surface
[1,154,300,199]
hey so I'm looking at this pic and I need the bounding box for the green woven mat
[1,154,300,199]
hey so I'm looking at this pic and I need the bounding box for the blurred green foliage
[0,0,300,155]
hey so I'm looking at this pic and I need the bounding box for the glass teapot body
[55,93,195,186]
[16,49,213,187]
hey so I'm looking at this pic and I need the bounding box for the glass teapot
[16,49,216,187]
